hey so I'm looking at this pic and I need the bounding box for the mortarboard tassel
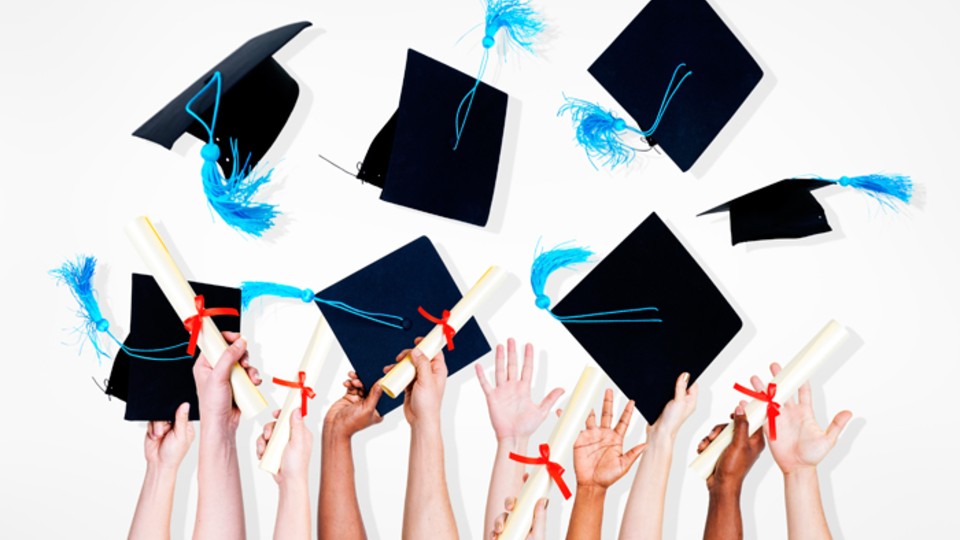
[185,71,279,236]
[240,281,409,329]
[819,174,913,208]
[455,0,544,150]
[51,256,190,362]
[559,63,693,170]
[531,242,662,323]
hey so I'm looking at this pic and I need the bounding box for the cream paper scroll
[689,320,849,480]
[259,314,334,474]
[497,366,604,540]
[379,266,506,398]
[125,216,268,417]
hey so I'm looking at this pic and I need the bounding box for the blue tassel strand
[531,242,662,324]
[559,63,693,170]
[186,72,279,236]
[51,256,190,362]
[826,174,913,208]
[455,0,544,150]
[241,281,408,330]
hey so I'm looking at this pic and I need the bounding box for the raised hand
[573,389,647,490]
[143,402,195,470]
[649,372,698,441]
[192,331,261,430]
[324,371,384,440]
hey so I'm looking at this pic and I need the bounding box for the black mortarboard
[106,274,241,421]
[549,213,743,422]
[588,0,763,172]
[699,179,834,245]
[314,236,491,415]
[699,174,915,245]
[351,49,508,227]
[133,21,311,174]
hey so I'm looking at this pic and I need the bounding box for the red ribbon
[182,295,240,356]
[733,382,781,440]
[417,306,456,350]
[272,371,317,417]
[509,443,572,500]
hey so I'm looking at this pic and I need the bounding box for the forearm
[566,486,606,540]
[403,421,458,540]
[274,480,311,540]
[618,430,675,540]
[483,436,529,538]
[783,467,831,540]
[129,465,178,540]
[194,425,246,540]
[318,429,366,540]
[703,485,743,540]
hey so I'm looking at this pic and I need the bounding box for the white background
[2,0,959,538]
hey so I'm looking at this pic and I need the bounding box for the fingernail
[682,372,690,382]
[411,349,423,359]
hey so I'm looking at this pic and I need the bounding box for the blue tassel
[455,0,544,150]
[240,280,408,330]
[531,242,662,323]
[557,97,647,170]
[826,174,913,208]
[186,72,279,236]
[50,256,111,360]
[51,257,191,362]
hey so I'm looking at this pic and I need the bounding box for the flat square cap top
[552,213,742,422]
[588,0,762,171]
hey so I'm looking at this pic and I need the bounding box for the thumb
[289,409,304,444]
[624,443,648,468]
[529,498,549,539]
[732,406,749,446]
[538,388,565,416]
[825,410,853,447]
[411,349,431,378]
[173,402,191,439]
[365,382,384,412]
[214,337,247,381]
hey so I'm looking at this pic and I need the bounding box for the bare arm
[317,374,383,540]
[257,409,313,540]
[129,403,195,540]
[619,373,698,540]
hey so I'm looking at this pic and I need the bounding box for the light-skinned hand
[572,389,647,490]
[383,337,447,427]
[750,363,852,476]
[192,331,262,429]
[144,402,195,470]
[257,408,313,485]
[492,495,549,540]
[475,338,564,441]
[648,372,698,440]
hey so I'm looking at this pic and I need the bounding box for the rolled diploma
[379,265,506,398]
[689,320,849,480]
[125,216,267,417]
[259,314,334,474]
[498,366,603,540]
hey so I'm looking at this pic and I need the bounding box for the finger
[364,382,385,413]
[586,409,597,430]
[383,364,395,374]
[495,343,506,385]
[173,402,191,439]
[732,406,748,446]
[214,337,247,381]
[798,381,813,407]
[770,362,782,377]
[263,421,276,442]
[493,512,508,535]
[750,375,765,393]
[521,342,534,383]
[504,496,517,512]
[222,331,241,343]
[624,443,648,466]
[614,400,635,436]
[256,435,266,459]
[506,338,518,382]
[273,408,281,419]
[825,410,853,447]
[289,409,305,444]
[675,372,690,399]
[476,363,493,395]
[396,348,412,363]
[413,336,424,345]
[600,388,614,429]
[348,370,358,379]
[530,498,549,539]
[432,349,448,376]
[246,364,261,385]
[556,408,562,418]
[537,388,565,416]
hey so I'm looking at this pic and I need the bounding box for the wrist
[278,475,310,494]
[145,460,182,476]
[782,464,818,481]
[575,484,608,498]
[708,479,743,498]
[496,435,530,452]
[322,421,355,443]
[410,415,442,433]
[199,412,239,437]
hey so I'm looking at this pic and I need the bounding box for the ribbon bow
[733,382,781,440]
[272,371,317,417]
[509,443,572,499]
[182,295,240,356]
[417,306,456,350]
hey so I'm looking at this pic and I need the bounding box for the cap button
[838,176,850,186]
[482,35,496,49]
[201,143,220,162]
[300,289,315,303]
[402,318,413,331]
[95,319,110,332]
[535,295,552,310]
[613,119,626,131]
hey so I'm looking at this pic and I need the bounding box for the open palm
[573,389,647,489]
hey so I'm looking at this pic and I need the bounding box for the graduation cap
[699,174,914,245]
[531,213,742,422]
[106,274,241,421]
[331,49,508,227]
[133,21,312,236]
[51,257,240,421]
[241,236,491,415]
[586,0,763,172]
